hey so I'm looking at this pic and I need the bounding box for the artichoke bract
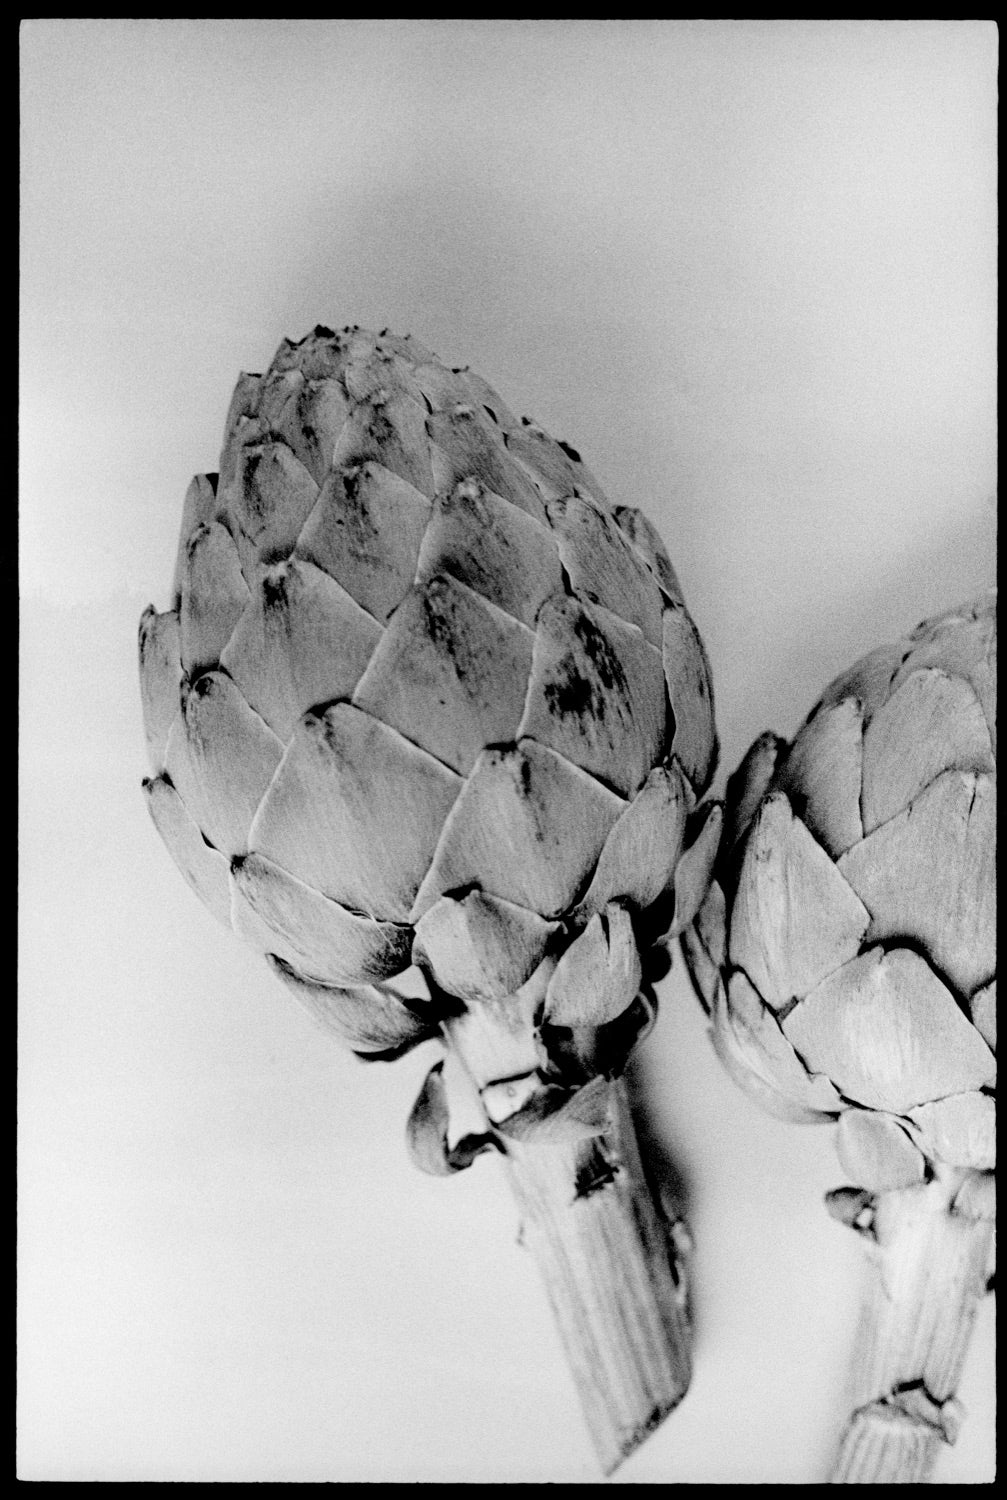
[139,325,720,1473]
[682,591,996,1484]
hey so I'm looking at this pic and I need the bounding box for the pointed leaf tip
[545,902,642,1028]
[783,947,996,1114]
[667,799,723,939]
[266,953,434,1055]
[729,792,870,1010]
[413,890,557,1004]
[406,1060,499,1176]
[835,1109,927,1192]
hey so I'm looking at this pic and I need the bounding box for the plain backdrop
[20,19,996,1483]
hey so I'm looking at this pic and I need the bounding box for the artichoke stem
[501,1077,692,1475]
[829,1164,993,1484]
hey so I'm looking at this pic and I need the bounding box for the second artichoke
[683,590,996,1483]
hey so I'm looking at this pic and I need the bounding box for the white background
[20,19,996,1483]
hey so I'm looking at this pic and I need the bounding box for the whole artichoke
[139,325,720,1472]
[683,591,996,1483]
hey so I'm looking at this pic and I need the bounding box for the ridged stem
[501,1078,692,1475]
[829,1166,993,1483]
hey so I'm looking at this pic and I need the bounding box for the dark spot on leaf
[571,611,626,695]
[262,570,289,610]
[185,523,210,558]
[421,582,461,654]
[575,1139,618,1198]
[353,1037,433,1065]
[545,662,602,722]
[558,440,582,464]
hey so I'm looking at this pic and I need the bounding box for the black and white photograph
[20,19,996,1484]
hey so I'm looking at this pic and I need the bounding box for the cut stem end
[502,1077,692,1474]
[829,1164,994,1484]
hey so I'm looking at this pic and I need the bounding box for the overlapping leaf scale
[610,505,686,607]
[774,696,864,859]
[503,422,606,507]
[860,669,993,834]
[215,378,264,517]
[138,606,182,773]
[835,1109,927,1192]
[267,954,437,1057]
[662,604,717,795]
[218,438,321,583]
[728,792,871,1011]
[249,701,462,924]
[906,1092,996,1172]
[415,479,563,629]
[900,588,995,665]
[712,968,843,1122]
[231,851,412,987]
[332,394,435,499]
[411,738,625,923]
[574,761,691,922]
[171,474,224,604]
[837,770,995,1002]
[410,357,478,416]
[341,339,428,407]
[544,902,642,1028]
[142,773,233,927]
[518,593,666,798]
[220,557,381,742]
[721,731,786,860]
[668,802,724,939]
[428,405,547,523]
[782,947,995,1114]
[352,573,535,776]
[545,493,664,648]
[163,671,284,858]
[268,329,349,381]
[894,602,996,716]
[256,366,353,485]
[970,980,996,1051]
[179,521,251,680]
[294,461,432,625]
[448,367,521,432]
[413,891,558,1005]
[817,638,905,723]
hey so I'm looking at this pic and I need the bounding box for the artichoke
[139,324,721,1473]
[682,591,996,1483]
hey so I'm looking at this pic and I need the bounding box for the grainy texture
[139,325,719,1471]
